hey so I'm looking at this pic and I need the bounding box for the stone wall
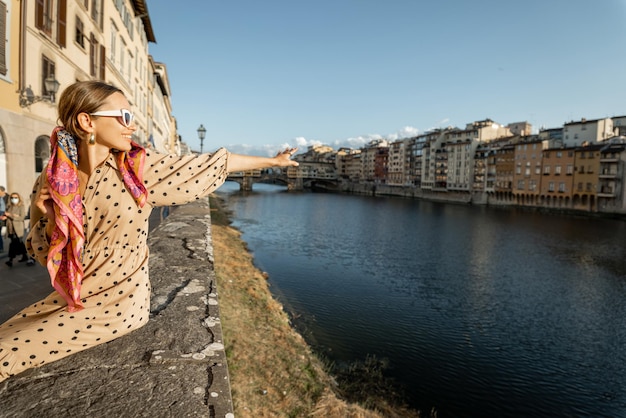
[0,200,233,418]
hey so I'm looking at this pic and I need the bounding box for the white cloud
[330,126,420,149]
[221,125,422,157]
[385,126,420,141]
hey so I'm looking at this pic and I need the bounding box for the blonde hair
[57,81,124,140]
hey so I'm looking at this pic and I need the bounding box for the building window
[558,182,565,193]
[555,165,561,175]
[0,130,6,156]
[127,50,133,80]
[119,38,126,75]
[75,16,85,47]
[543,165,550,175]
[91,0,102,28]
[517,180,525,190]
[35,136,50,173]
[35,0,53,35]
[89,34,106,79]
[41,55,55,96]
[566,164,573,175]
[35,0,66,47]
[548,181,554,192]
[110,23,117,62]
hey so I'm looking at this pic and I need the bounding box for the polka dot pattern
[0,149,229,382]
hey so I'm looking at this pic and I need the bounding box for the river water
[215,182,626,417]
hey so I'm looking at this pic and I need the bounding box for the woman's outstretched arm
[226,148,299,173]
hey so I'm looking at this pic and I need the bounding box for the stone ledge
[0,200,234,418]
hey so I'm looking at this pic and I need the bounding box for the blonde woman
[1,192,34,266]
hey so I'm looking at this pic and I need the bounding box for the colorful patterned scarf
[46,126,147,312]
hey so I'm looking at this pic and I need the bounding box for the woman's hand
[273,147,299,167]
[34,183,57,238]
[35,184,55,221]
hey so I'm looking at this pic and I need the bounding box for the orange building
[540,148,576,208]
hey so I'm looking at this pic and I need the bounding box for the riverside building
[290,116,626,215]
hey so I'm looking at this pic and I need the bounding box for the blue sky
[147,0,626,155]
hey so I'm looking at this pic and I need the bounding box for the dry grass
[210,195,421,418]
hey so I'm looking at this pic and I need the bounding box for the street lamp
[197,124,206,154]
[19,75,61,107]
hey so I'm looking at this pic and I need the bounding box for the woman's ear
[77,112,94,135]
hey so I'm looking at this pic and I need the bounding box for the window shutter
[57,0,67,47]
[35,0,44,30]
[99,44,106,79]
[0,1,7,75]
[99,1,103,29]
[89,33,95,76]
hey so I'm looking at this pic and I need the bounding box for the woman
[0,80,298,382]
[2,192,35,266]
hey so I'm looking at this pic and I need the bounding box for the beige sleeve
[25,174,50,266]
[142,148,229,207]
[26,218,50,266]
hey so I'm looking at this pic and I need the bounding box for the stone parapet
[0,200,233,418]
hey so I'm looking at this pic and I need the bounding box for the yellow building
[0,0,22,190]
[0,0,176,200]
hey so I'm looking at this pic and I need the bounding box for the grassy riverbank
[209,195,423,418]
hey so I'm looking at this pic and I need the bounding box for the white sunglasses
[90,108,134,128]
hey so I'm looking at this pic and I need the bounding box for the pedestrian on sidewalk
[1,192,34,267]
[0,80,298,382]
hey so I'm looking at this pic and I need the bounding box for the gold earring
[89,133,96,145]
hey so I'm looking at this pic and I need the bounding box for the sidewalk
[0,251,51,324]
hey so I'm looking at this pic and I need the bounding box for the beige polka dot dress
[0,148,228,382]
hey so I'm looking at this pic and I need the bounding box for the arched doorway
[35,136,50,175]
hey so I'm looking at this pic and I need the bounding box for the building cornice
[131,0,156,43]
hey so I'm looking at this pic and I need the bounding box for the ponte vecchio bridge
[226,162,338,191]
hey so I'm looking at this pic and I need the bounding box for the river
[215,182,626,417]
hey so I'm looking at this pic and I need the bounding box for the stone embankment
[0,200,233,418]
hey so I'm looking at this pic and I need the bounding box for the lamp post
[197,124,206,154]
[19,74,61,107]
